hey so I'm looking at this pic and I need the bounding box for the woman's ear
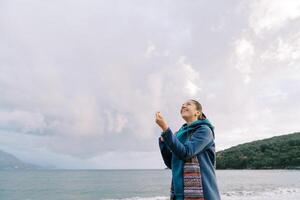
[197,111,203,119]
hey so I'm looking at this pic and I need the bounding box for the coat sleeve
[158,136,172,169]
[160,125,213,161]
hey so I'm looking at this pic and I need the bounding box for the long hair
[190,99,207,120]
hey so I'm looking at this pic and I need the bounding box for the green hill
[216,132,300,169]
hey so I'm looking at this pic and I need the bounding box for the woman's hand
[155,111,169,132]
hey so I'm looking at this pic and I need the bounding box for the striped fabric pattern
[183,156,204,199]
[170,131,205,200]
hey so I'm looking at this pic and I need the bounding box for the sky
[0,0,300,169]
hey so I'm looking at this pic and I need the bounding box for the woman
[155,99,221,200]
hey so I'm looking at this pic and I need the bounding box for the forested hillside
[216,132,300,169]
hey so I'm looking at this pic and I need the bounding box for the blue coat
[158,119,221,200]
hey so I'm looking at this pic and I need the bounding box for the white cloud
[185,80,200,96]
[177,56,202,96]
[261,34,300,67]
[233,38,255,83]
[232,0,300,84]
[249,0,300,35]
[145,41,156,57]
[235,38,255,63]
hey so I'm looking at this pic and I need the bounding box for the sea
[0,169,299,200]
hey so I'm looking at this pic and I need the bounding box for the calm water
[0,169,299,200]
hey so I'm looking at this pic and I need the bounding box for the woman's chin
[181,115,189,121]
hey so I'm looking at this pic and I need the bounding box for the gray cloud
[0,0,300,169]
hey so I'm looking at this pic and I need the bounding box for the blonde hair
[190,99,206,120]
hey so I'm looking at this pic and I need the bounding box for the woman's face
[180,100,200,121]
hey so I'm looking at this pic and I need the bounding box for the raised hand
[155,111,169,132]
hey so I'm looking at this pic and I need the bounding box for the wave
[222,187,300,200]
[104,196,169,200]
[103,187,300,200]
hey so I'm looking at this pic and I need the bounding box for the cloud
[231,1,300,83]
[233,38,255,83]
[249,0,300,35]
[0,0,300,168]
[261,33,300,68]
[0,110,48,135]
[177,57,202,96]
[145,41,156,57]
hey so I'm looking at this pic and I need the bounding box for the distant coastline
[0,150,54,170]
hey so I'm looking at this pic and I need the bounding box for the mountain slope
[0,150,50,170]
